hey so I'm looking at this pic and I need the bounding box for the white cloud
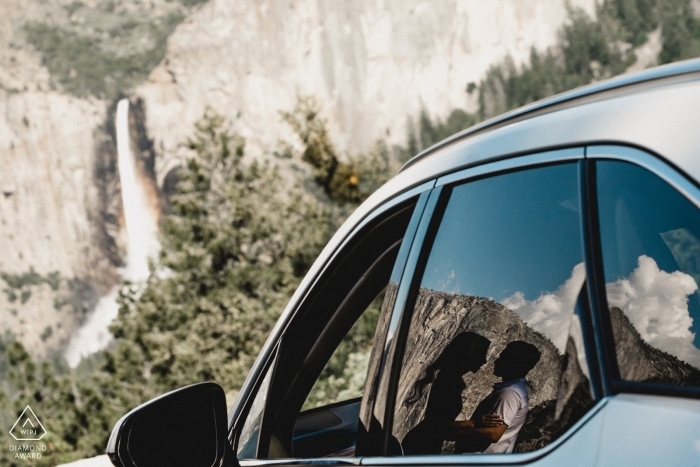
[501,263,590,377]
[437,269,460,294]
[606,255,700,368]
[501,262,586,352]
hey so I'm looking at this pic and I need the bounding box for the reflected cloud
[437,269,460,294]
[661,228,700,302]
[606,255,700,367]
[501,263,586,353]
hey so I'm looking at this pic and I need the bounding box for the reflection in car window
[597,160,700,387]
[238,365,274,458]
[392,163,594,455]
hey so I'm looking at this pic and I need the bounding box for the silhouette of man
[454,340,541,454]
[401,332,492,455]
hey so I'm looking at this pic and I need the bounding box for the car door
[231,148,617,467]
[231,183,436,463]
[585,146,700,466]
[363,148,607,466]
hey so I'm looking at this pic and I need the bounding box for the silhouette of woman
[401,332,491,455]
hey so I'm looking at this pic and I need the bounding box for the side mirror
[106,382,234,467]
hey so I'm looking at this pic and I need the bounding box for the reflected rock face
[610,307,700,385]
[394,288,591,449]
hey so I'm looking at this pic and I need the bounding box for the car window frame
[234,145,700,466]
[365,147,619,465]
[233,181,436,464]
[586,144,700,401]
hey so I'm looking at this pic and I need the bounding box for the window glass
[597,160,700,387]
[293,288,387,458]
[302,289,384,411]
[238,364,274,458]
[248,201,418,459]
[392,163,594,455]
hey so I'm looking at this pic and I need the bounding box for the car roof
[238,59,700,414]
[347,57,700,242]
[400,57,700,175]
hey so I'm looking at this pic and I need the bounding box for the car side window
[236,198,421,459]
[237,358,275,458]
[596,159,700,387]
[391,163,595,455]
[301,290,384,411]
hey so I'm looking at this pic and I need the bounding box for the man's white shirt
[482,378,529,454]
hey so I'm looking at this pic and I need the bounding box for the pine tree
[105,110,335,407]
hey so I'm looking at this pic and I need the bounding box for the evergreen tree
[0,110,339,466]
[105,110,334,406]
[281,96,396,204]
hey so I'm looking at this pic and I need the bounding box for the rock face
[610,306,700,385]
[391,288,600,453]
[0,90,118,357]
[391,290,700,453]
[137,0,597,185]
[0,0,598,359]
[393,288,572,444]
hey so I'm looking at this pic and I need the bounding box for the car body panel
[400,76,700,190]
[228,59,700,466]
[596,394,700,466]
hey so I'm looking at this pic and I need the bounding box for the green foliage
[281,97,395,205]
[0,110,345,465]
[1,269,77,310]
[40,326,53,342]
[9,2,700,461]
[176,0,211,6]
[479,7,634,119]
[4,289,16,303]
[302,291,383,410]
[23,14,184,99]
[405,0,700,156]
[657,0,700,63]
[104,110,335,407]
[600,0,700,63]
[20,290,32,304]
[605,0,658,45]
[0,340,113,466]
[63,1,83,17]
[1,268,46,290]
[0,269,96,321]
[403,108,478,158]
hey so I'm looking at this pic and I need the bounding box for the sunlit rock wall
[138,0,597,186]
[0,90,119,356]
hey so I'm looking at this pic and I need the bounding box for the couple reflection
[402,332,541,455]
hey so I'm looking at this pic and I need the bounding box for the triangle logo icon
[9,406,47,441]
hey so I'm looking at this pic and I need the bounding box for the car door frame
[231,180,437,465]
[233,143,700,467]
[364,147,612,466]
[586,144,700,401]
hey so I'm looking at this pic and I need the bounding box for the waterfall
[64,99,160,367]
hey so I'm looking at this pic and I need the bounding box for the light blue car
[107,58,700,467]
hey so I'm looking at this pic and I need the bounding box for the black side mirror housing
[106,382,234,467]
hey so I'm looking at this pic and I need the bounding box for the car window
[301,289,384,411]
[237,357,275,458]
[293,288,387,458]
[236,198,421,459]
[390,163,595,455]
[596,160,700,388]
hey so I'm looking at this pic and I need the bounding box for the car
[105,58,700,467]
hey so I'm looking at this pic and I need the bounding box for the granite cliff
[0,0,597,360]
[393,287,593,452]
